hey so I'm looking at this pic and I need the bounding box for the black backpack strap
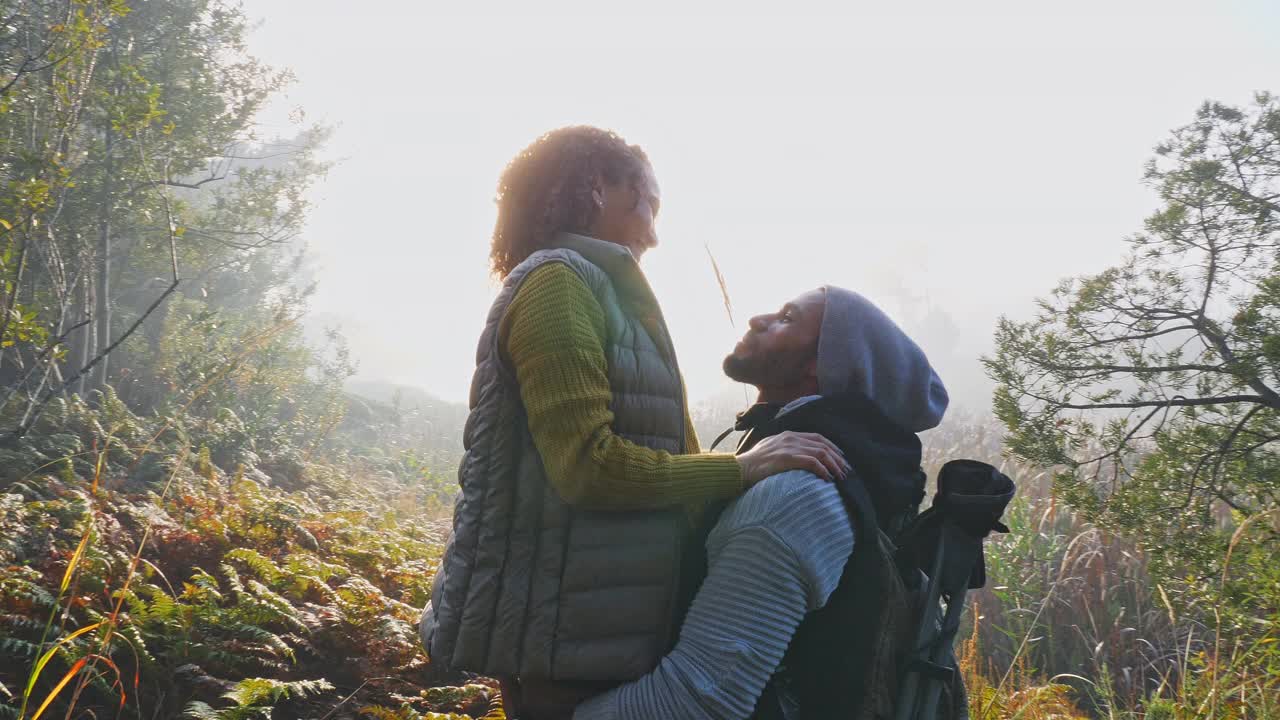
[833,467,883,548]
[709,425,737,452]
[894,460,1015,720]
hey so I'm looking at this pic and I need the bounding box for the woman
[420,126,847,719]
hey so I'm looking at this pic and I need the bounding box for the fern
[185,568,224,601]
[0,636,40,659]
[0,382,464,719]
[224,548,282,585]
[356,705,477,720]
[220,563,246,596]
[182,701,221,720]
[140,586,181,625]
[226,622,293,661]
[359,705,423,720]
[184,677,335,720]
[0,569,56,608]
[225,677,333,706]
[116,620,158,666]
[225,580,306,639]
[0,613,44,634]
[297,574,340,604]
[283,552,348,582]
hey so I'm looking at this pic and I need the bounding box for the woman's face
[590,162,661,261]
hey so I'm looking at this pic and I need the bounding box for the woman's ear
[590,175,606,209]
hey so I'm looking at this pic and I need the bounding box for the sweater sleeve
[572,472,854,720]
[500,262,743,511]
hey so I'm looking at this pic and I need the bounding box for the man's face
[723,288,826,392]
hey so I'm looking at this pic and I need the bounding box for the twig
[1057,395,1267,411]
[9,282,179,438]
[0,315,92,414]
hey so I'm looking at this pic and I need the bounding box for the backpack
[714,400,1014,720]
[890,459,1015,720]
[754,459,1014,720]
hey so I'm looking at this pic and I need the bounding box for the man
[574,286,950,720]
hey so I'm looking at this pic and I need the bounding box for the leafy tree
[0,0,333,442]
[986,94,1280,620]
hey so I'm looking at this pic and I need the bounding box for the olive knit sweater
[498,262,744,511]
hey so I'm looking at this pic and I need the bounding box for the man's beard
[723,350,810,389]
[722,352,758,385]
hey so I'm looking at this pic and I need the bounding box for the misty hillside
[342,380,469,475]
[340,379,746,464]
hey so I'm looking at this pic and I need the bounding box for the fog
[242,0,1280,411]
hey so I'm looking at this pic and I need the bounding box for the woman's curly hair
[490,126,650,278]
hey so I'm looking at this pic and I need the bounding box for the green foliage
[184,677,335,720]
[0,387,459,719]
[0,0,334,439]
[357,682,505,720]
[985,96,1280,656]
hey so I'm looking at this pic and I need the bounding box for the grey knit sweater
[573,468,853,720]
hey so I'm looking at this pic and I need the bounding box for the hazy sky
[242,0,1279,409]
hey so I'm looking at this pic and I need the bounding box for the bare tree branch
[8,280,179,438]
[1056,395,1269,411]
[125,174,227,198]
[0,315,92,414]
[1042,361,1226,376]
[1191,316,1280,408]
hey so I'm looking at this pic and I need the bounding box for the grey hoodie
[816,285,949,432]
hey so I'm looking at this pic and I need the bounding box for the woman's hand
[736,431,850,486]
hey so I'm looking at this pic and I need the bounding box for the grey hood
[816,286,949,432]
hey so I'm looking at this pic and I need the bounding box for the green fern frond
[182,701,220,720]
[227,623,294,661]
[358,705,423,720]
[0,613,44,634]
[0,574,56,608]
[300,574,340,603]
[0,636,40,659]
[147,589,181,623]
[185,568,225,602]
[225,548,282,584]
[117,621,158,666]
[223,677,334,707]
[242,580,307,633]
[220,563,246,595]
[6,480,51,501]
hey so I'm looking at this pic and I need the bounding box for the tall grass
[924,414,1280,718]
